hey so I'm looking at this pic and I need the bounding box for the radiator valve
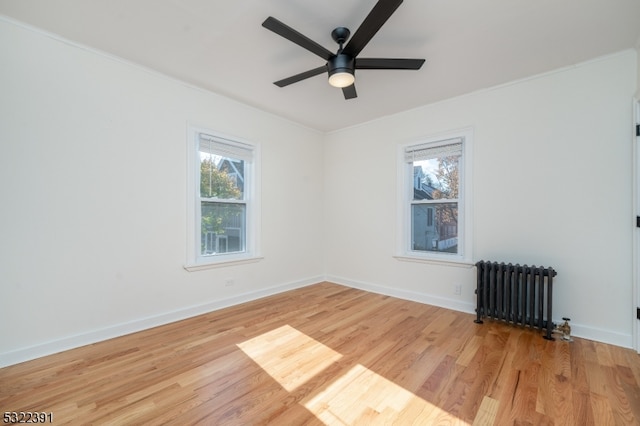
[554,317,573,342]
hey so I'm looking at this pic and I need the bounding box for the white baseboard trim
[567,323,633,349]
[0,276,323,368]
[326,275,476,315]
[326,275,634,349]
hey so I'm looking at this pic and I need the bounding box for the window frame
[396,128,473,266]
[185,125,262,271]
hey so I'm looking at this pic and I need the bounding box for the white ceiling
[2,0,639,132]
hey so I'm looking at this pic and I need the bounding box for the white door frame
[634,98,640,352]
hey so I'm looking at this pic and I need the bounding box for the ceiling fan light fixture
[328,54,355,88]
[328,70,355,88]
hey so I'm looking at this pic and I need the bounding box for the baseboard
[566,323,633,349]
[326,275,476,315]
[0,276,323,368]
[326,275,634,349]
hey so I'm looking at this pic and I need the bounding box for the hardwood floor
[1,282,640,425]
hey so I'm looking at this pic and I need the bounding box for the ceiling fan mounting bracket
[331,27,351,48]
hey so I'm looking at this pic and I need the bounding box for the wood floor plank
[590,392,618,426]
[472,395,499,426]
[1,282,639,425]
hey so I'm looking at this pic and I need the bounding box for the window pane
[201,202,245,255]
[199,152,245,200]
[412,155,460,201]
[411,203,458,253]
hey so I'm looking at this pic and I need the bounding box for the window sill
[184,255,264,271]
[393,255,475,268]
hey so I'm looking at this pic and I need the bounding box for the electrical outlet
[225,279,235,287]
[454,284,462,295]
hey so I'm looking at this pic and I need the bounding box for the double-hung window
[398,129,472,264]
[186,126,260,269]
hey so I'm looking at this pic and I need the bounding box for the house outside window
[397,129,472,264]
[186,126,261,270]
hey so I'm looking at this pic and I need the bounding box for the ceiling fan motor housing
[328,54,355,87]
[329,54,355,74]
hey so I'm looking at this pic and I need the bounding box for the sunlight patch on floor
[237,324,342,391]
[302,363,471,425]
[238,325,472,425]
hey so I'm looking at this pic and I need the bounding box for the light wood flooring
[1,282,640,425]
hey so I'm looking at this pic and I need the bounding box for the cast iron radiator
[474,260,557,340]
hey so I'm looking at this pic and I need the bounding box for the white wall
[324,51,638,347]
[0,19,325,366]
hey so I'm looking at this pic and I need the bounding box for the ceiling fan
[262,0,425,100]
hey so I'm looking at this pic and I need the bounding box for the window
[397,129,472,264]
[186,127,261,270]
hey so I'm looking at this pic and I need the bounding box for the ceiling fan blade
[262,17,334,61]
[274,65,327,87]
[342,0,403,58]
[356,58,425,69]
[342,84,357,99]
